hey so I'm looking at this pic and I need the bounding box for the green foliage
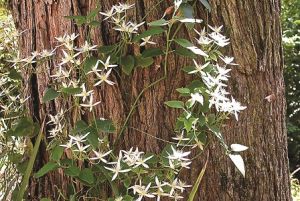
[282,0,300,178]
[120,55,135,75]
[34,162,59,178]
[42,88,60,102]
[0,0,247,200]
[291,178,300,200]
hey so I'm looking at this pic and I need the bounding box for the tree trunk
[10,0,291,200]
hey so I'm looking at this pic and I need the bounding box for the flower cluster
[190,26,246,120]
[0,1,249,200]
[0,14,27,201]
[128,177,191,201]
[100,3,144,35]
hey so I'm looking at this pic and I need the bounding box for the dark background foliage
[282,0,300,176]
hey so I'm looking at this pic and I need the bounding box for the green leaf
[184,117,198,132]
[93,119,116,133]
[61,159,73,167]
[188,80,204,91]
[148,19,168,26]
[78,168,94,185]
[72,120,89,133]
[176,88,190,94]
[164,101,185,109]
[174,38,193,48]
[34,162,59,178]
[42,88,59,103]
[83,56,98,74]
[207,114,216,125]
[174,47,197,58]
[135,56,154,68]
[188,154,208,201]
[9,117,35,137]
[87,8,100,20]
[60,87,82,95]
[65,15,87,25]
[8,153,23,164]
[8,68,22,80]
[199,0,211,12]
[124,177,131,188]
[65,165,80,177]
[133,27,165,42]
[142,48,164,58]
[182,66,196,73]
[50,145,64,161]
[89,20,100,27]
[86,128,99,148]
[198,115,206,126]
[120,55,135,75]
[98,45,116,54]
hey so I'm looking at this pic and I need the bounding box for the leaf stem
[16,118,46,201]
[114,23,173,147]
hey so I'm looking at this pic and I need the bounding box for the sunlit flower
[195,36,213,45]
[186,46,208,57]
[50,65,71,80]
[74,84,94,102]
[60,138,74,149]
[69,132,90,143]
[208,25,223,33]
[188,60,209,74]
[228,97,247,120]
[167,178,183,196]
[140,36,157,46]
[188,92,204,107]
[114,21,145,34]
[133,155,153,168]
[209,32,230,47]
[172,132,190,144]
[130,181,155,201]
[73,141,90,153]
[76,41,97,53]
[114,3,134,13]
[168,146,191,161]
[100,7,116,20]
[40,49,55,58]
[220,56,238,66]
[99,56,118,70]
[87,60,102,75]
[94,69,115,86]
[80,94,101,112]
[89,149,112,163]
[59,50,80,66]
[21,55,36,64]
[105,152,131,181]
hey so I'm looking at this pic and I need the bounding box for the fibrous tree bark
[10,0,291,200]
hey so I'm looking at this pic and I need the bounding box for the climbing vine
[0,1,247,200]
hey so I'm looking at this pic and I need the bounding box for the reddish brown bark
[10,0,291,200]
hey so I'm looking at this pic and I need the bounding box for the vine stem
[17,117,46,201]
[114,23,173,147]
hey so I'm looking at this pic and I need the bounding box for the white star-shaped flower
[74,84,94,102]
[80,94,101,112]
